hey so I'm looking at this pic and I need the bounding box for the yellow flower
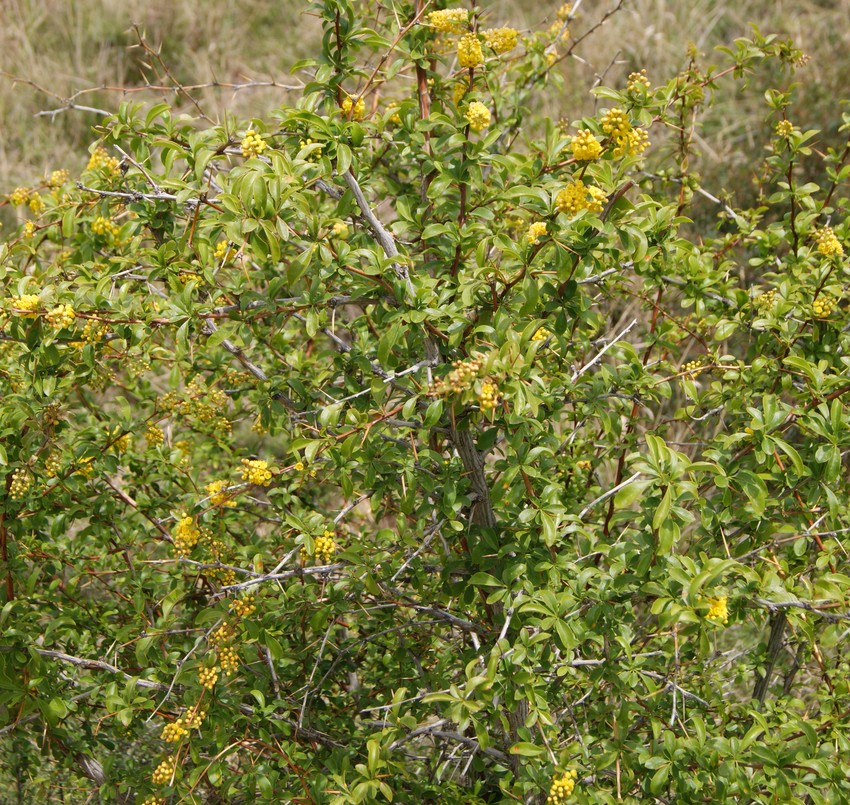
[313,532,337,565]
[173,515,201,555]
[10,293,40,317]
[465,101,491,132]
[812,293,837,319]
[332,221,349,239]
[49,169,69,188]
[601,108,650,157]
[482,27,518,54]
[775,120,794,137]
[478,381,499,410]
[682,359,705,378]
[9,187,30,206]
[547,769,578,803]
[556,180,607,216]
[161,720,188,743]
[214,239,236,263]
[570,129,602,161]
[814,226,844,257]
[240,129,266,158]
[151,757,175,785]
[627,69,651,92]
[526,221,548,244]
[457,33,484,68]
[241,458,272,486]
[28,193,45,214]
[45,304,75,330]
[91,215,120,238]
[86,147,121,175]
[706,596,729,625]
[9,468,32,500]
[427,8,469,34]
[206,479,236,507]
[601,108,630,138]
[341,96,366,120]
[23,221,36,239]
[548,20,570,43]
[556,3,572,21]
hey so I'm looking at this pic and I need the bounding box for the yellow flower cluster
[219,645,239,676]
[9,187,30,206]
[23,221,36,239]
[10,293,40,316]
[531,326,549,342]
[206,479,236,507]
[332,221,349,239]
[44,454,62,478]
[314,530,337,565]
[299,138,323,162]
[210,622,237,647]
[387,101,402,124]
[49,169,69,187]
[575,459,591,470]
[706,596,729,625]
[28,193,45,214]
[557,3,572,21]
[110,429,132,454]
[775,120,794,137]
[427,8,469,34]
[570,129,602,161]
[87,147,121,175]
[241,458,272,486]
[813,293,837,319]
[230,594,257,618]
[214,240,236,263]
[75,456,95,477]
[457,33,484,68]
[601,108,650,157]
[814,226,844,257]
[465,101,491,131]
[527,221,547,244]
[548,21,570,43]
[682,359,704,378]
[161,720,189,744]
[240,129,266,158]
[294,459,318,478]
[627,69,651,92]
[142,797,165,805]
[46,304,75,330]
[43,403,63,427]
[198,665,219,690]
[753,289,776,311]
[173,516,201,555]
[556,180,607,216]
[478,381,499,410]
[151,757,174,785]
[547,769,578,803]
[9,468,32,500]
[432,356,483,396]
[341,96,366,120]
[80,319,107,343]
[146,425,164,447]
[91,215,120,238]
[482,27,518,54]
[183,707,206,730]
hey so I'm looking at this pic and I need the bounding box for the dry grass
[1,0,848,206]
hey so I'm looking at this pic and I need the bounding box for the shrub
[1,2,849,802]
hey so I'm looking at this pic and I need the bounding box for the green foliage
[2,2,850,803]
